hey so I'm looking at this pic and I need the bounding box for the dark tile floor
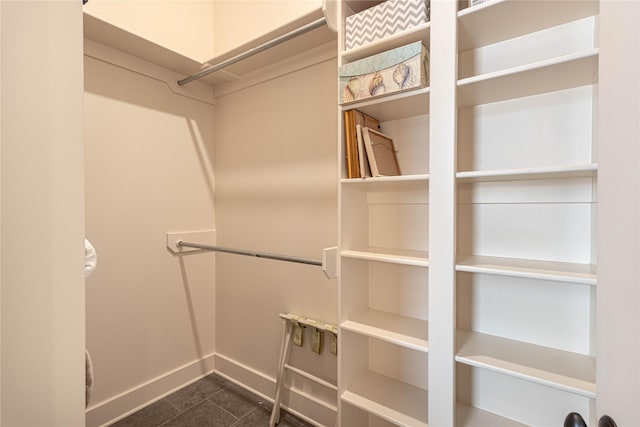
[109,373,314,427]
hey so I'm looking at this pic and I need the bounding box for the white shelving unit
[337,0,600,426]
[338,1,431,425]
[453,0,598,424]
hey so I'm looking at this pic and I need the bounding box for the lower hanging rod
[177,17,327,86]
[177,240,322,267]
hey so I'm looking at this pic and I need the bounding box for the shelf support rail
[176,240,337,278]
[177,17,327,86]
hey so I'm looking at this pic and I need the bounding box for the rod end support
[321,247,338,279]
[167,230,216,253]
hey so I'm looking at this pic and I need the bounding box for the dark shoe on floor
[599,415,618,427]
[564,412,588,427]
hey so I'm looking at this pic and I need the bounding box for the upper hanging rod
[177,17,327,86]
[177,240,322,267]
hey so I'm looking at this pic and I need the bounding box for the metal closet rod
[177,16,327,86]
[177,241,322,267]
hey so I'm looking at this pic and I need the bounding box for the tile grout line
[111,374,313,427]
[156,386,230,427]
[205,397,244,424]
[227,404,266,427]
[158,376,233,427]
[157,399,241,427]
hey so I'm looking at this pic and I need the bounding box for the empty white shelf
[342,247,429,267]
[456,164,598,182]
[456,330,596,398]
[457,49,599,106]
[456,402,527,427]
[341,309,429,352]
[456,255,596,285]
[342,371,429,427]
[458,0,599,52]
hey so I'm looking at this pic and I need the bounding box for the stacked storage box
[339,41,429,104]
[345,0,430,51]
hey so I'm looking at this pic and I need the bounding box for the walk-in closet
[1,1,639,426]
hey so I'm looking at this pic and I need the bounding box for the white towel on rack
[85,349,94,407]
[84,238,97,407]
[85,239,97,278]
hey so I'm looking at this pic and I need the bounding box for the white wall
[213,44,338,424]
[1,1,85,425]
[597,1,640,424]
[83,42,217,426]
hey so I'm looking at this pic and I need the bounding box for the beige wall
[213,0,322,57]
[83,0,323,63]
[82,39,338,424]
[83,44,217,425]
[81,1,336,423]
[83,1,216,62]
[213,45,338,423]
[1,1,85,425]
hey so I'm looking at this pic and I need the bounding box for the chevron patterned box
[345,0,430,51]
[339,41,429,104]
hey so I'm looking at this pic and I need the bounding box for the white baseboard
[85,352,337,427]
[214,353,337,427]
[85,353,215,427]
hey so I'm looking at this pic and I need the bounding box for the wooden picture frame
[362,127,401,177]
[356,124,372,178]
[343,109,381,178]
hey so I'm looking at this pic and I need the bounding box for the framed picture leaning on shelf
[362,127,401,177]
